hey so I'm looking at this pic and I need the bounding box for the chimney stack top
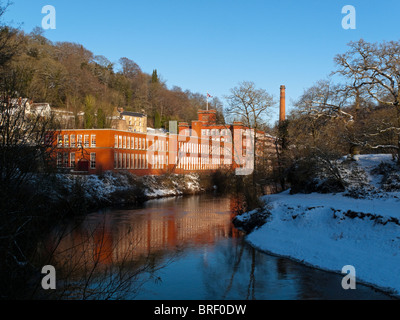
[279,85,286,122]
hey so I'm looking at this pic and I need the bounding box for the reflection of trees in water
[201,239,382,300]
[33,193,394,300]
[34,213,182,300]
[34,194,240,299]
[247,246,256,300]
[201,239,393,300]
[201,237,272,300]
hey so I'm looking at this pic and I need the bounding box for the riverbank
[3,170,227,299]
[234,154,400,297]
[53,171,206,212]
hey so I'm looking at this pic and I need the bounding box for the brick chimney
[279,85,286,122]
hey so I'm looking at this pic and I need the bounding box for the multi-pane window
[84,135,89,148]
[123,136,126,149]
[57,153,62,167]
[57,135,63,148]
[114,152,118,169]
[77,135,82,148]
[70,135,76,148]
[118,153,122,169]
[70,152,75,168]
[63,153,68,168]
[91,135,96,147]
[90,153,96,169]
[127,136,130,149]
[119,136,122,149]
[64,135,69,147]
[114,135,118,148]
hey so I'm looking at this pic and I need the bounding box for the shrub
[286,153,346,194]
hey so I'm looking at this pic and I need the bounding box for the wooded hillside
[2,26,225,129]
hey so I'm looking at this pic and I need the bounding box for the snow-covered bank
[55,171,203,208]
[235,154,400,296]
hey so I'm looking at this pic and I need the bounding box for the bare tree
[225,81,275,184]
[0,9,61,295]
[333,39,400,161]
[225,81,275,130]
[295,79,354,121]
[119,57,141,80]
[292,79,356,154]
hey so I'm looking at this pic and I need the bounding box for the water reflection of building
[48,196,241,271]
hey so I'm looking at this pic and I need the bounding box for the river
[41,193,394,300]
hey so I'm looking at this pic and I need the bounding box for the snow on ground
[142,173,202,198]
[54,171,203,205]
[237,154,400,296]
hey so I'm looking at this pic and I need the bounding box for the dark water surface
[45,194,395,300]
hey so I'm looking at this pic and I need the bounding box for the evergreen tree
[151,69,159,84]
[154,110,161,129]
[84,95,96,129]
[96,108,106,128]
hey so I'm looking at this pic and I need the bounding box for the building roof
[120,111,146,118]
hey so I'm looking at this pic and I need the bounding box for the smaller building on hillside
[111,108,147,133]
[29,103,52,117]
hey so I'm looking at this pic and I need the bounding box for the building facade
[111,110,147,133]
[54,109,276,176]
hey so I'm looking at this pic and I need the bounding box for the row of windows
[201,129,231,136]
[114,135,167,151]
[58,134,96,148]
[127,118,144,127]
[113,152,230,171]
[177,156,231,170]
[57,151,232,172]
[114,153,153,170]
[178,142,232,157]
[56,152,96,169]
[57,134,239,153]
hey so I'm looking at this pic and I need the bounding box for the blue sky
[3,0,400,123]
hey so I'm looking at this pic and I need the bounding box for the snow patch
[239,154,400,296]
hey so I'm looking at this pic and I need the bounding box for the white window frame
[91,135,96,148]
[90,152,96,169]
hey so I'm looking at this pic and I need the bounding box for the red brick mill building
[53,84,287,177]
